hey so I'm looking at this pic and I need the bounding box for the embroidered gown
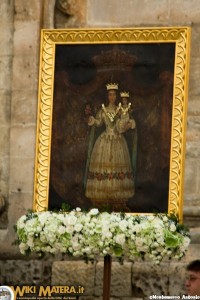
[85,104,135,200]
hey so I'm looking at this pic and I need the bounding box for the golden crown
[106,83,118,90]
[120,91,129,98]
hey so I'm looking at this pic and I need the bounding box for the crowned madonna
[84,83,137,210]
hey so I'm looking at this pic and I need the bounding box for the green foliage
[60,203,71,212]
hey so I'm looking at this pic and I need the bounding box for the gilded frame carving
[33,27,191,220]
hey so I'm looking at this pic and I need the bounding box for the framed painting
[33,27,191,220]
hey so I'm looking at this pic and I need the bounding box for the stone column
[183,22,200,229]
[4,0,43,254]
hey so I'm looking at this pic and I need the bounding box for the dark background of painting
[49,43,175,213]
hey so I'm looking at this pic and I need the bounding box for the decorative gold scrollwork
[34,28,191,220]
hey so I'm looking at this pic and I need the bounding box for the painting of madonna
[84,83,137,211]
[49,43,175,214]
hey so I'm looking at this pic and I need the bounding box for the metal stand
[103,255,112,300]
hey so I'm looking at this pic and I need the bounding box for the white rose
[132,224,141,233]
[140,222,150,230]
[57,214,65,222]
[19,243,29,254]
[36,226,42,232]
[66,225,74,234]
[38,212,51,226]
[153,242,159,247]
[151,218,164,227]
[139,245,149,252]
[19,215,27,222]
[67,247,72,253]
[128,230,136,238]
[50,248,56,254]
[157,237,164,245]
[99,241,103,247]
[115,234,125,246]
[45,223,58,233]
[183,236,190,247]
[58,226,66,235]
[102,231,112,239]
[73,251,82,256]
[135,237,144,247]
[74,223,83,232]
[89,208,99,215]
[84,247,91,254]
[17,215,27,229]
[170,223,176,232]
[43,246,52,252]
[67,216,77,225]
[27,237,34,248]
[163,216,168,222]
[72,242,81,251]
[127,221,134,230]
[148,216,155,221]
[90,222,96,228]
[119,220,128,231]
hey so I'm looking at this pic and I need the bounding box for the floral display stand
[16,208,190,299]
[103,255,112,300]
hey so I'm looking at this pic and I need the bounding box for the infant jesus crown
[120,91,129,98]
[106,83,118,90]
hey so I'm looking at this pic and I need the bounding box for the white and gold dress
[85,104,135,201]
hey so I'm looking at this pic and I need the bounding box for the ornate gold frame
[33,27,191,221]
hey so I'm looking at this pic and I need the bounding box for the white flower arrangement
[15,208,190,264]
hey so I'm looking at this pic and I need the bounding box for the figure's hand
[88,116,95,126]
[127,121,132,129]
[121,120,135,131]
[127,120,135,130]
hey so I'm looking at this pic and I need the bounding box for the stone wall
[0,246,199,298]
[0,0,14,228]
[0,0,43,256]
[0,0,200,298]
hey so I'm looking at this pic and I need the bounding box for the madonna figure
[84,83,137,210]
